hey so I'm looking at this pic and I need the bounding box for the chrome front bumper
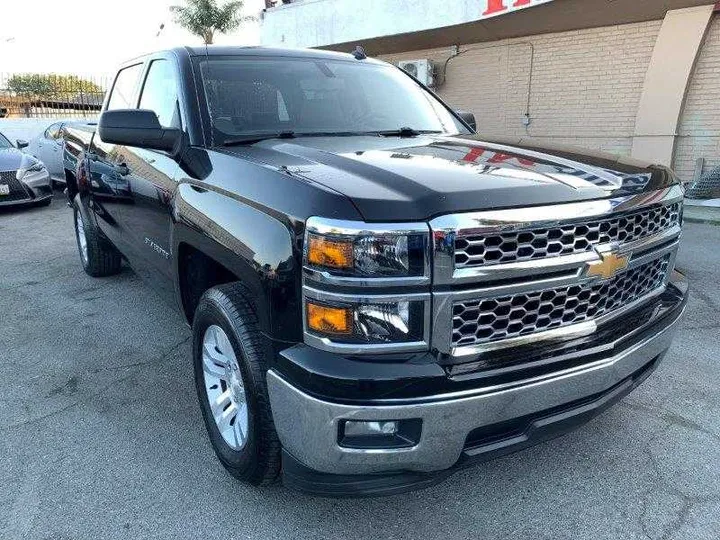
[267,304,684,476]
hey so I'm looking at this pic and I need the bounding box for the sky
[0,0,264,77]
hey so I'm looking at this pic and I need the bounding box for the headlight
[303,291,429,350]
[302,218,430,353]
[306,297,425,344]
[17,159,46,180]
[304,218,429,279]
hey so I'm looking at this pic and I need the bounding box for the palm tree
[170,0,256,45]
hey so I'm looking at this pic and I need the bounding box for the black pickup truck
[62,46,687,496]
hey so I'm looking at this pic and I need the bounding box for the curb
[683,198,720,226]
[685,217,720,226]
[683,206,720,226]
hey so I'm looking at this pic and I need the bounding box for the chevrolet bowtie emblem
[585,250,629,280]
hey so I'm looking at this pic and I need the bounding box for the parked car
[0,131,52,207]
[62,47,687,496]
[26,120,92,185]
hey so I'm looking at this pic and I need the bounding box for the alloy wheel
[202,324,249,450]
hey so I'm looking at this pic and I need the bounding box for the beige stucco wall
[674,16,720,181]
[381,20,663,155]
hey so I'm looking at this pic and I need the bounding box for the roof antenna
[351,45,366,60]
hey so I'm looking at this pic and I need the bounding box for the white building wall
[261,0,555,48]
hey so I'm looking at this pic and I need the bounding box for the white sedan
[25,121,67,184]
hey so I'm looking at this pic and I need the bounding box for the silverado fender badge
[144,237,171,260]
[585,249,629,280]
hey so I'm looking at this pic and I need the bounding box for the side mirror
[455,110,476,132]
[16,139,28,149]
[98,109,182,154]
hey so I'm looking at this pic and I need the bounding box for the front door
[88,63,144,255]
[107,58,183,300]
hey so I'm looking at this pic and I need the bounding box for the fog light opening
[338,419,422,449]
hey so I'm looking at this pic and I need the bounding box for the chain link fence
[0,72,112,119]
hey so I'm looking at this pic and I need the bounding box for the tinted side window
[107,64,143,111]
[138,59,180,128]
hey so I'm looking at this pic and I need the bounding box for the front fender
[172,182,300,344]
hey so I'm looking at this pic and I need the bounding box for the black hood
[0,147,31,173]
[221,134,676,222]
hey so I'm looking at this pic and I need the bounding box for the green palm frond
[170,0,256,44]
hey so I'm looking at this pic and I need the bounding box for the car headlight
[17,159,46,180]
[302,218,430,352]
[305,296,426,344]
[303,219,429,279]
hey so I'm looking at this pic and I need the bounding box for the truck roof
[120,46,382,67]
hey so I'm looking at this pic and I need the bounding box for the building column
[631,5,715,167]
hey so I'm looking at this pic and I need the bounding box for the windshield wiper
[376,127,443,137]
[222,131,296,146]
[221,128,443,146]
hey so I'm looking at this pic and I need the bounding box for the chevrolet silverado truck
[63,46,687,496]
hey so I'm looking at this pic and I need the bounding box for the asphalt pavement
[1,192,719,540]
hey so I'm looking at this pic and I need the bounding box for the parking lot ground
[1,192,719,540]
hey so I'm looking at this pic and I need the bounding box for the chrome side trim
[303,216,431,288]
[302,286,432,354]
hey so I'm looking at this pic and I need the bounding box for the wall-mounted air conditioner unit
[398,59,435,87]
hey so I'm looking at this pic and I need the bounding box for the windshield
[0,132,12,148]
[198,56,470,144]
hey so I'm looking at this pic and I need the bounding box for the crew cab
[63,46,687,496]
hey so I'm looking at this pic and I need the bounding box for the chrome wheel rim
[202,325,248,450]
[75,211,89,265]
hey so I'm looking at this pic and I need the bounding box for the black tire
[72,194,122,277]
[36,197,52,207]
[192,283,281,485]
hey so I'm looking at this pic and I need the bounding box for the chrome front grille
[454,202,680,269]
[452,255,670,347]
[430,185,684,357]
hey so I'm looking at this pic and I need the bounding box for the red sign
[482,0,548,17]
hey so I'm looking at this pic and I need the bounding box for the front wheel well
[178,243,240,324]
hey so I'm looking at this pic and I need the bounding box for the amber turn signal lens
[307,302,352,335]
[307,234,353,269]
